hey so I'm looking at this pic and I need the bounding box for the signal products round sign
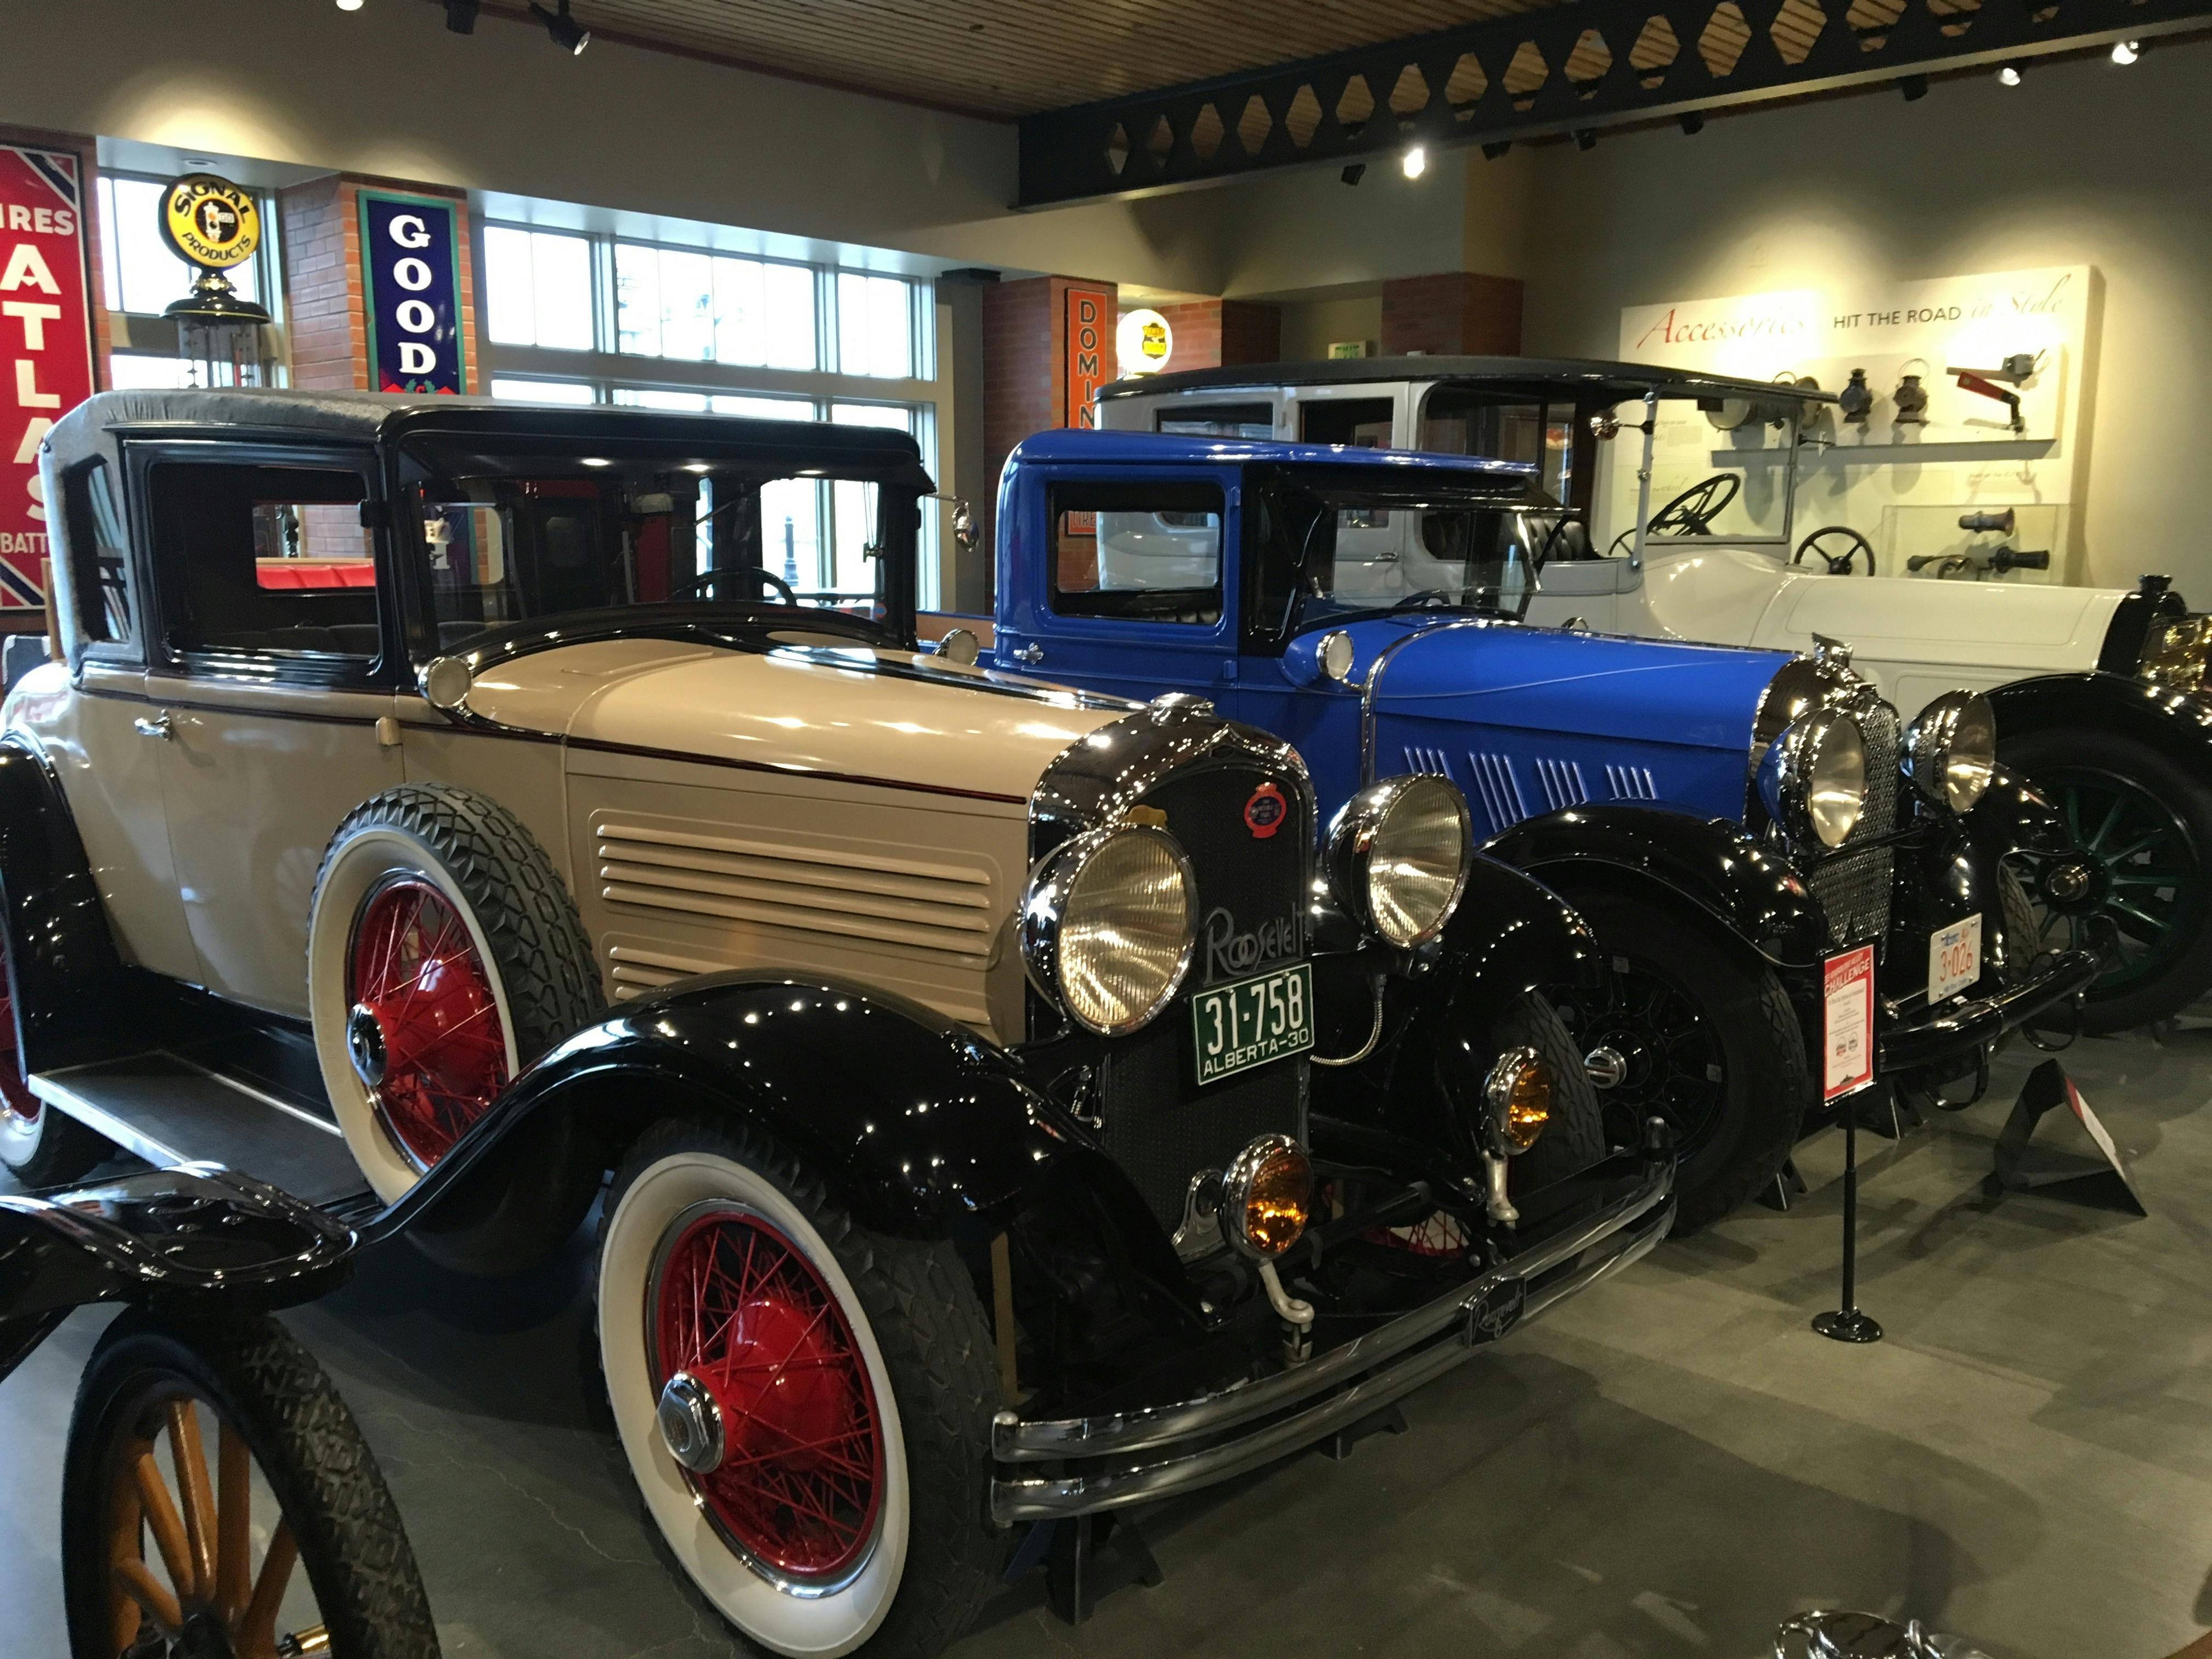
[160,173,260,270]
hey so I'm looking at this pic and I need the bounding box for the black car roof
[43,387,936,487]
[1097,355,1838,407]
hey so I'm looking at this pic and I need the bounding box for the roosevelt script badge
[1243,780,1286,839]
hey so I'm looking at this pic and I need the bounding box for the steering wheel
[1647,474,1742,537]
[1793,526,1878,577]
[1393,589,1460,611]
[676,565,799,605]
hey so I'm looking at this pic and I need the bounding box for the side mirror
[1283,628,1358,688]
[935,627,981,667]
[952,499,977,555]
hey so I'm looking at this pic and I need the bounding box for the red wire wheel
[345,878,510,1169]
[0,992,35,1125]
[652,1207,885,1584]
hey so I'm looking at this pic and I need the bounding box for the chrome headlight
[1904,691,1996,813]
[1022,824,1196,1035]
[1325,774,1473,947]
[1758,710,1868,848]
[2141,613,2210,693]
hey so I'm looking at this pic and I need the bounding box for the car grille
[1811,699,1898,947]
[1092,761,1311,1228]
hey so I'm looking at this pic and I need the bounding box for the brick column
[979,274,1117,560]
[278,174,484,394]
[1141,300,1282,373]
[1380,273,1523,357]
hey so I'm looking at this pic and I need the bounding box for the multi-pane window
[614,244,817,370]
[98,175,264,318]
[481,227,594,350]
[487,376,595,404]
[836,273,915,379]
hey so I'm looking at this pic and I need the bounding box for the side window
[1048,480,1223,625]
[1299,397,1394,448]
[1156,403,1274,439]
[148,460,381,668]
[59,459,133,646]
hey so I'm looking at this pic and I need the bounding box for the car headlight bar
[1903,690,1997,814]
[1020,823,1197,1036]
[1324,774,1475,949]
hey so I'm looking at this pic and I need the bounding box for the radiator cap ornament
[1244,781,1287,839]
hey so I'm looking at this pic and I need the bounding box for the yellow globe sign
[1116,307,1174,377]
[160,173,260,270]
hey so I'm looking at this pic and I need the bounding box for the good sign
[357,190,467,396]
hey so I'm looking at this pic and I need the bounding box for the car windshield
[1588,390,1803,557]
[397,432,909,653]
[1248,465,1545,639]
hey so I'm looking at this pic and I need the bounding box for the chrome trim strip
[988,1171,1672,1522]
[992,1158,1672,1466]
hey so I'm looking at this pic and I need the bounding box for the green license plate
[1190,963,1315,1086]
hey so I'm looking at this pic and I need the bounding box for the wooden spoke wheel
[64,1312,439,1659]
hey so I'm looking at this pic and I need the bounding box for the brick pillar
[278,174,484,394]
[1380,273,1523,357]
[979,274,1116,561]
[1141,300,1282,373]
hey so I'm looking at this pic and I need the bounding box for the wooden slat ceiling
[517,0,1595,120]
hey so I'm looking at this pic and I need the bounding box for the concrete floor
[6,1023,2210,1659]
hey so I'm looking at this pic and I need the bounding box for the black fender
[0,739,129,1074]
[1988,672,2212,776]
[368,972,1180,1274]
[1961,766,2072,861]
[1483,803,1826,970]
[0,1166,354,1383]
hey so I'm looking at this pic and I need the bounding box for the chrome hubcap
[345,1003,388,1089]
[1583,1045,1629,1091]
[656,1370,727,1474]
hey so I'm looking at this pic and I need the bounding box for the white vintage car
[1099,358,2212,1031]
[1,387,1672,1659]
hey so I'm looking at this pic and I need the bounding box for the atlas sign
[359,190,467,396]
[0,146,95,611]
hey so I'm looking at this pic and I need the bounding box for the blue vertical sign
[358,190,467,395]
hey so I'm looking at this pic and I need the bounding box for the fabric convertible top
[42,387,938,490]
[1097,354,1842,408]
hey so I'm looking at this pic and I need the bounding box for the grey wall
[1521,40,2212,595]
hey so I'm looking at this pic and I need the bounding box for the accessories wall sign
[160,174,259,270]
[0,146,96,611]
[358,190,467,396]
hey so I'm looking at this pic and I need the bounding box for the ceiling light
[1899,74,1929,100]
[1997,62,2022,85]
[2111,39,2140,63]
[445,0,479,31]
[1679,112,1705,135]
[1574,129,1598,151]
[335,0,363,10]
[1402,145,1427,179]
[530,0,589,53]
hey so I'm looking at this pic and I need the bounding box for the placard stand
[1983,1059,2147,1215]
[1005,1513,1165,1625]
[1812,1084,1883,1344]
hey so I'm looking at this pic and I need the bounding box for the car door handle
[133,712,173,741]
[1013,643,1044,665]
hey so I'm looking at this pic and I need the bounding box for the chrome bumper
[988,1153,1676,1523]
[1877,947,2099,1073]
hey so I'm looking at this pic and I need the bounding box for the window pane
[484,227,592,349]
[97,177,122,312]
[613,386,709,411]
[490,377,595,404]
[710,394,812,421]
[711,258,765,366]
[107,354,196,390]
[658,249,714,362]
[1048,481,1224,623]
[837,273,911,379]
[764,263,816,370]
[614,242,659,356]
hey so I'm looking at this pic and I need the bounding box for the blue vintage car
[972,428,2098,1228]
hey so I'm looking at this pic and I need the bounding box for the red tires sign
[0,146,95,611]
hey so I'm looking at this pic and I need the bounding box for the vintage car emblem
[1468,1276,1527,1343]
[1203,905,1300,983]
[1243,780,1286,839]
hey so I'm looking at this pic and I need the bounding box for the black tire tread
[0,1097,109,1185]
[313,783,600,1065]
[63,1310,440,1659]
[597,1117,1001,1659]
[1494,991,1609,1191]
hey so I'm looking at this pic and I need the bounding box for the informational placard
[0,145,96,611]
[1616,267,2095,581]
[1064,283,1114,428]
[358,190,467,396]
[1822,944,1876,1103]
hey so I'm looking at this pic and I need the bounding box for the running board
[30,1051,373,1209]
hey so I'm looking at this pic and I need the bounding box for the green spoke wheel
[2002,727,2212,1033]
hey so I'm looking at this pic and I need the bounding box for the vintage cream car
[1100,357,2212,1031]
[0,388,1672,1658]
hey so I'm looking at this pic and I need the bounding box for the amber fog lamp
[1485,1046,1553,1154]
[1222,1134,1312,1259]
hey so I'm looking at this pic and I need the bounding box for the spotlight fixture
[335,0,363,10]
[529,0,589,53]
[1340,163,1367,185]
[1679,112,1705,135]
[1899,73,1928,100]
[1997,61,2022,85]
[1573,129,1598,151]
[2111,38,2140,63]
[1401,144,1427,179]
[1481,140,1513,161]
[445,0,479,31]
